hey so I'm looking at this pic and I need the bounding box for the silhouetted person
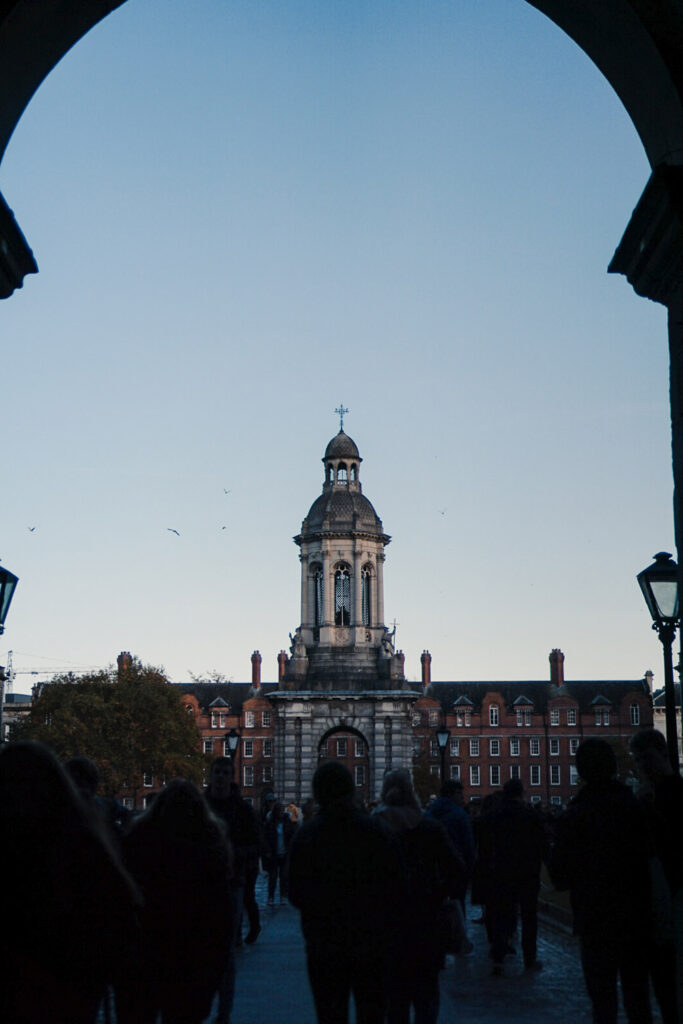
[477,778,546,974]
[242,817,262,944]
[630,728,682,1024]
[427,778,475,909]
[288,762,405,1024]
[374,769,463,1024]
[64,754,131,843]
[206,756,260,1024]
[0,741,139,1024]
[117,778,232,1024]
[550,738,654,1024]
[264,799,297,904]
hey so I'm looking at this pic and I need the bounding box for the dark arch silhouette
[1,1,682,295]
[1,1,683,582]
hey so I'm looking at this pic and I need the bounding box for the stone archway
[317,724,371,805]
[2,2,683,596]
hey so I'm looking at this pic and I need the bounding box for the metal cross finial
[390,618,399,645]
[334,404,349,431]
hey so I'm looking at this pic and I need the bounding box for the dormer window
[337,464,348,484]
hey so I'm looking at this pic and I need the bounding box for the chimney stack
[251,651,262,688]
[421,650,432,689]
[117,651,132,676]
[277,650,288,681]
[549,649,565,687]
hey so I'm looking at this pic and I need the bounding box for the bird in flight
[27,527,36,532]
[221,526,228,530]
[167,528,180,536]
[224,489,231,494]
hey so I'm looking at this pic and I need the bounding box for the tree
[16,658,204,799]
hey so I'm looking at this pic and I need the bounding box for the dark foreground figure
[373,769,464,1024]
[0,742,139,1024]
[550,738,654,1024]
[117,778,233,1024]
[288,762,404,1024]
[206,756,260,1024]
[477,778,547,973]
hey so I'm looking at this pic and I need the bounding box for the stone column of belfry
[300,552,309,626]
[353,548,362,625]
[376,552,385,626]
[322,547,332,624]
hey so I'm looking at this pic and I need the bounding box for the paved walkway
[208,889,663,1024]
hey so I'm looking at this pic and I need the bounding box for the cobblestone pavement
[223,878,664,1024]
[99,872,663,1023]
[440,910,599,1024]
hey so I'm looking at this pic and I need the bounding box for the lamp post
[435,726,451,783]
[225,728,241,762]
[637,551,680,774]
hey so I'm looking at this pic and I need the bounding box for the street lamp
[435,726,451,783]
[225,728,241,761]
[0,563,19,635]
[637,551,680,773]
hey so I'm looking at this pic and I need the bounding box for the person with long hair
[373,769,464,1024]
[0,741,140,1024]
[118,778,233,1024]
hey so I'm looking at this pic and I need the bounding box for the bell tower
[283,419,405,690]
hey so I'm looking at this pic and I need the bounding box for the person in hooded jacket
[374,769,464,1024]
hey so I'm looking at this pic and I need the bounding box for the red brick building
[410,648,652,808]
[155,645,653,812]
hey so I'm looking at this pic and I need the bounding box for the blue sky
[1,0,674,687]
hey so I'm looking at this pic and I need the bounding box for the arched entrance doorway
[318,725,370,806]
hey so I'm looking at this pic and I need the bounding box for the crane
[3,651,104,693]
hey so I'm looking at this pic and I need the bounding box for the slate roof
[324,430,360,460]
[427,679,650,714]
[301,489,384,537]
[652,684,681,707]
[174,678,650,715]
[176,682,278,713]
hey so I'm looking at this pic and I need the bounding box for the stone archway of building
[317,724,371,806]
[2,1,683,584]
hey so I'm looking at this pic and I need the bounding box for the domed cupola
[302,430,384,539]
[284,419,405,692]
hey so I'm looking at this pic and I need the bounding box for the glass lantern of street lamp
[637,551,679,625]
[637,551,680,774]
[435,727,451,750]
[225,728,241,758]
[0,564,19,635]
